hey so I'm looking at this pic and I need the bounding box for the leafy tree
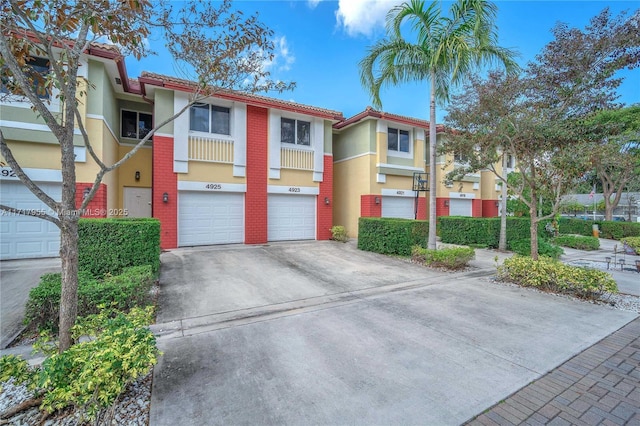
[0,0,293,352]
[585,105,640,220]
[359,0,518,249]
[443,8,640,259]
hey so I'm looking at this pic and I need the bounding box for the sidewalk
[467,316,640,425]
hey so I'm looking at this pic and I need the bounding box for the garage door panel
[268,194,316,241]
[0,181,61,259]
[178,191,244,246]
[382,197,415,219]
[449,199,472,217]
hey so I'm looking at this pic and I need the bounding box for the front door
[124,187,152,218]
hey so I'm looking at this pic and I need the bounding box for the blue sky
[125,1,640,123]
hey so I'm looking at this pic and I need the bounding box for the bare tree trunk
[529,189,539,260]
[58,217,79,352]
[499,153,508,251]
[427,73,437,250]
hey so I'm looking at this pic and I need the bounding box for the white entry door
[178,191,244,246]
[382,196,415,219]
[449,198,472,216]
[124,187,152,218]
[268,194,316,241]
[0,181,61,259]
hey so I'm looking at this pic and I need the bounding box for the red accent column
[472,199,483,217]
[482,200,499,217]
[436,198,450,217]
[361,194,381,218]
[153,135,178,249]
[245,105,268,244]
[416,195,427,220]
[317,155,333,240]
[75,183,107,217]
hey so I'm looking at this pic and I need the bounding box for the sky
[124,0,640,124]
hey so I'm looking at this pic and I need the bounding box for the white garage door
[268,194,315,241]
[382,196,415,219]
[0,181,61,260]
[178,191,244,246]
[449,199,472,216]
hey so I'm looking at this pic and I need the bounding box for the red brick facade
[416,195,427,220]
[317,155,333,240]
[361,194,382,218]
[435,197,450,217]
[472,199,483,217]
[75,183,107,218]
[482,199,499,217]
[152,135,178,249]
[245,105,268,244]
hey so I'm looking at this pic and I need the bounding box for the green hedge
[508,239,564,259]
[553,235,600,251]
[439,217,551,248]
[411,246,475,270]
[78,218,160,277]
[558,218,640,240]
[24,265,155,332]
[358,217,429,255]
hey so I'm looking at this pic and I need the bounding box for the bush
[358,217,429,256]
[411,246,475,270]
[330,225,349,242]
[553,235,600,251]
[498,256,617,299]
[25,266,155,333]
[439,217,551,248]
[509,239,564,259]
[1,306,159,422]
[78,218,160,277]
[558,217,640,240]
[621,236,640,254]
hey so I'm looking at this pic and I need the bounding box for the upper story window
[190,103,230,135]
[281,118,310,146]
[506,154,516,168]
[1,57,50,99]
[121,110,152,140]
[388,128,410,153]
[454,152,470,164]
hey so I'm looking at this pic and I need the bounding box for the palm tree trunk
[428,72,437,250]
[499,152,507,251]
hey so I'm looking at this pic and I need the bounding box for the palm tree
[360,0,519,249]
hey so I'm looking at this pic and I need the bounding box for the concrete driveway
[150,241,637,425]
[0,258,60,348]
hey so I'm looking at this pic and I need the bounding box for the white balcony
[281,146,314,171]
[188,135,234,163]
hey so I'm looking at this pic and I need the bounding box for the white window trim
[279,114,313,150]
[1,57,61,112]
[387,125,413,159]
[188,101,234,139]
[120,108,153,141]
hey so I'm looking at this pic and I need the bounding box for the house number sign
[205,183,222,190]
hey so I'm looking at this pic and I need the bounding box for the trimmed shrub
[330,225,349,242]
[509,239,564,259]
[24,265,155,332]
[558,217,640,240]
[439,217,551,248]
[498,256,617,299]
[411,246,475,270]
[621,236,640,254]
[78,218,160,277]
[557,217,594,236]
[358,217,429,256]
[553,235,600,251]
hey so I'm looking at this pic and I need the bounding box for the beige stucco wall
[177,162,246,184]
[117,145,153,210]
[333,154,373,237]
[271,169,316,188]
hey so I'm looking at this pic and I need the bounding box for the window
[121,110,152,140]
[388,128,410,153]
[506,154,515,168]
[1,57,50,99]
[454,152,469,163]
[281,118,310,146]
[189,103,230,135]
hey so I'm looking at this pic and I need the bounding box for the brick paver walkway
[467,317,640,425]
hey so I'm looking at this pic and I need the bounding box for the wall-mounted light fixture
[324,197,330,206]
[375,196,381,205]
[135,171,141,181]
[444,200,449,207]
[83,187,91,200]
[162,192,169,203]
[495,201,500,207]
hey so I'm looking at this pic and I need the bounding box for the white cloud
[265,35,295,73]
[307,0,322,9]
[335,0,401,37]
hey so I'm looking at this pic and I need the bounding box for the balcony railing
[281,146,314,170]
[188,135,234,163]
